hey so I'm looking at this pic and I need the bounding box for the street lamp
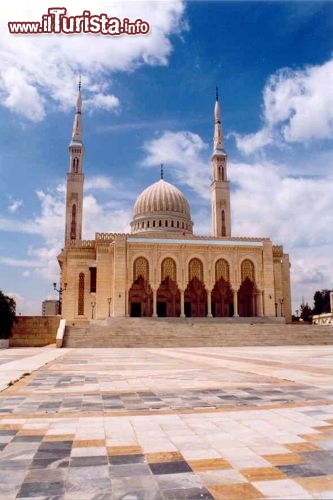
[107,297,112,317]
[279,298,284,317]
[53,281,67,315]
[274,302,278,317]
[91,301,96,320]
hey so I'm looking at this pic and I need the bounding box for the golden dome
[131,179,193,235]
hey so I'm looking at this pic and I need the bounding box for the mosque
[57,87,292,323]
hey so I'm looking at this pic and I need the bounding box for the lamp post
[91,301,96,320]
[279,298,284,317]
[274,302,278,317]
[107,297,112,317]
[53,281,67,315]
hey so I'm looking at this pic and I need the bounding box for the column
[152,288,157,318]
[233,289,239,317]
[259,291,264,317]
[207,289,212,318]
[180,290,185,318]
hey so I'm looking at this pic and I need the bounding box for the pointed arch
[129,257,152,317]
[188,258,203,282]
[215,258,229,282]
[212,259,233,317]
[72,157,79,173]
[238,259,258,317]
[133,257,149,282]
[157,258,179,317]
[241,259,255,282]
[161,257,176,281]
[185,277,207,317]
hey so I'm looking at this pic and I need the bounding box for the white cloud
[235,57,333,154]
[85,93,120,112]
[8,197,23,213]
[0,1,186,120]
[230,161,333,247]
[85,175,113,191]
[233,128,273,156]
[0,257,44,267]
[0,175,133,288]
[142,130,210,199]
[143,132,333,311]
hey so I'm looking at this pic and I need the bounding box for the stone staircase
[62,318,333,348]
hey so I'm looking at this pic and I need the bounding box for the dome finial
[160,163,164,180]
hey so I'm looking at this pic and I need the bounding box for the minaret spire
[213,87,223,151]
[210,88,231,238]
[71,78,83,144]
[65,81,85,245]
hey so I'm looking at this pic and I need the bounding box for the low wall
[313,313,333,326]
[10,316,61,347]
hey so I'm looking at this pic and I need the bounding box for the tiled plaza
[0,345,332,499]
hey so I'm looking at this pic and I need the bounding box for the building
[42,299,59,316]
[57,87,292,323]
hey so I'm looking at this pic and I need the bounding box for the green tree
[0,291,16,339]
[300,302,313,323]
[313,289,332,315]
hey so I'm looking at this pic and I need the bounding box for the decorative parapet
[95,232,128,242]
[67,240,95,248]
[313,313,333,325]
[273,245,283,258]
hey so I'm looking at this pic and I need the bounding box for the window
[78,272,85,315]
[71,204,76,240]
[221,210,226,237]
[89,267,97,293]
[72,157,79,173]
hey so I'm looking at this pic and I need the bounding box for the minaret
[211,88,231,237]
[65,80,84,245]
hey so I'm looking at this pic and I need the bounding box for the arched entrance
[185,259,207,317]
[212,258,233,317]
[157,277,180,317]
[238,259,258,317]
[212,278,233,317]
[129,257,153,317]
[157,258,180,317]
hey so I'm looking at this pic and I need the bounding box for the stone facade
[58,89,292,323]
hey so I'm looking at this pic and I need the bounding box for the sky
[1,0,333,316]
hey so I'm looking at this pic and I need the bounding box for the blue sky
[1,1,333,315]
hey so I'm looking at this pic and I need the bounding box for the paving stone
[149,461,192,475]
[162,487,214,499]
[0,346,333,499]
